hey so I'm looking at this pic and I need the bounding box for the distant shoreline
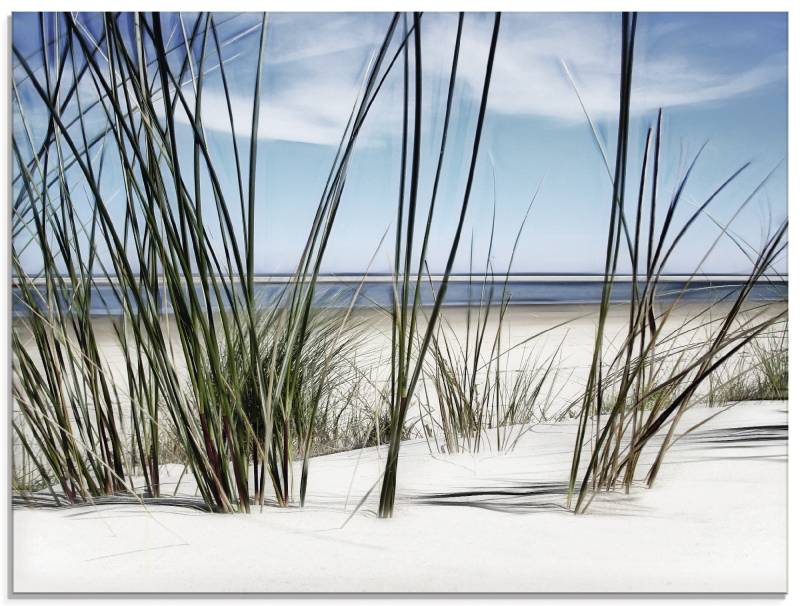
[11,273,789,286]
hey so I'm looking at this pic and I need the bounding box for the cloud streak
[174,12,786,145]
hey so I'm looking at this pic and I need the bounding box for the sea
[11,275,789,317]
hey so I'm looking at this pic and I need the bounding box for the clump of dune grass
[12,160,131,502]
[312,364,418,456]
[566,12,788,513]
[12,11,410,512]
[418,193,564,455]
[421,342,562,454]
[746,329,788,400]
[224,305,369,505]
[707,325,788,405]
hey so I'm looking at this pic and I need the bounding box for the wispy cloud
[176,12,787,145]
[438,13,786,120]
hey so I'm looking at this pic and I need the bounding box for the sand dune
[13,401,787,593]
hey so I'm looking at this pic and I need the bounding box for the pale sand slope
[18,301,784,416]
[13,401,786,593]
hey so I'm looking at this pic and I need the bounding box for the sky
[12,12,788,276]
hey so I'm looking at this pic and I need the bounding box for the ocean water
[12,278,788,317]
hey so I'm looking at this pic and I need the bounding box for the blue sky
[12,12,788,275]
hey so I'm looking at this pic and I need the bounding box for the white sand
[13,401,787,593]
[15,301,782,420]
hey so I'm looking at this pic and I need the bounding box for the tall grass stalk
[377,12,501,518]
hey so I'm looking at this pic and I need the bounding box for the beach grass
[376,11,503,518]
[12,11,409,511]
[418,188,564,455]
[564,13,788,513]
[11,11,788,520]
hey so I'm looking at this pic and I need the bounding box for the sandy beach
[13,400,787,593]
[14,300,786,417]
[11,302,788,593]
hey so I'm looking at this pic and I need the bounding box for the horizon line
[11,272,788,286]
